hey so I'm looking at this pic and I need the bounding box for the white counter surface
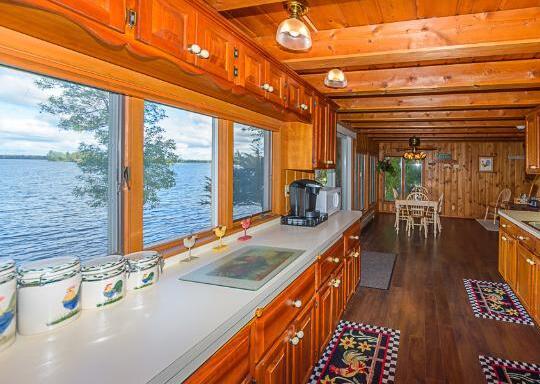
[0,210,362,384]
[499,209,540,238]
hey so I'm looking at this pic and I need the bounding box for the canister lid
[17,256,80,286]
[0,258,15,276]
[82,255,125,275]
[126,251,160,270]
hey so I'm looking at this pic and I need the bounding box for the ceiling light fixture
[324,68,348,88]
[276,1,312,51]
[403,136,427,160]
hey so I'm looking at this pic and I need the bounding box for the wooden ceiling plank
[350,120,524,128]
[337,109,531,121]
[206,0,282,11]
[336,90,540,111]
[252,7,540,71]
[303,59,540,96]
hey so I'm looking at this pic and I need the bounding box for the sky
[0,65,259,161]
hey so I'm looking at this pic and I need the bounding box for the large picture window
[233,123,271,220]
[0,65,121,263]
[143,101,216,246]
[383,157,423,201]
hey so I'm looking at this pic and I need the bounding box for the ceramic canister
[17,257,81,335]
[81,255,126,310]
[125,251,162,291]
[0,259,16,352]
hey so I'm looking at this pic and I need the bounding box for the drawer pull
[527,258,536,266]
[518,236,529,241]
[531,165,538,169]
[188,44,201,55]
[198,49,210,59]
[331,278,341,288]
[501,236,507,241]
[353,251,360,258]
[290,336,300,346]
[501,224,507,228]
[327,257,340,264]
[292,299,302,308]
[349,235,360,240]
[296,330,304,339]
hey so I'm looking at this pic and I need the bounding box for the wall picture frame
[479,156,494,172]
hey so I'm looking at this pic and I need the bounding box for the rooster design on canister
[0,294,15,337]
[103,280,123,300]
[62,285,81,311]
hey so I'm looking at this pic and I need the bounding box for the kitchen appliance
[316,186,342,216]
[281,179,328,227]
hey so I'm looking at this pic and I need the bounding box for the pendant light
[324,68,348,88]
[276,1,312,51]
[403,136,427,160]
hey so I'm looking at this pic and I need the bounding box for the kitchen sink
[179,246,305,290]
[524,221,540,231]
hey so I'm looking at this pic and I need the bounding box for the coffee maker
[281,179,329,227]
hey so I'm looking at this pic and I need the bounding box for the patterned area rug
[480,355,540,383]
[309,320,400,384]
[463,279,534,325]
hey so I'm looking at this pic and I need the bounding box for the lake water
[0,160,259,263]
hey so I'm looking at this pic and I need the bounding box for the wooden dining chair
[393,188,408,232]
[423,193,444,237]
[405,202,427,237]
[411,186,429,195]
[406,191,429,201]
[484,188,511,224]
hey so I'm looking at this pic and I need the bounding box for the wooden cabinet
[241,47,266,96]
[516,243,536,312]
[499,230,517,287]
[331,267,345,323]
[526,110,540,174]
[316,282,333,355]
[264,62,286,106]
[184,323,253,384]
[286,76,302,112]
[135,0,198,64]
[48,0,127,32]
[290,299,317,384]
[254,328,292,384]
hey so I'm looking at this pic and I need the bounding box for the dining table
[394,199,440,235]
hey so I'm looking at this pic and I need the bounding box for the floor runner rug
[309,320,400,384]
[359,251,397,290]
[479,355,540,383]
[463,279,534,325]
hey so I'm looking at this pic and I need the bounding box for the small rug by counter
[360,251,397,290]
[476,219,499,232]
[463,279,534,325]
[309,320,400,384]
[479,355,540,383]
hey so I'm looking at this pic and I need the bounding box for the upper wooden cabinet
[286,77,302,112]
[526,110,540,174]
[48,0,127,32]
[135,0,198,65]
[240,46,266,97]
[264,62,286,107]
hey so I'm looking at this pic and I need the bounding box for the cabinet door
[345,256,355,301]
[255,328,292,384]
[136,0,197,64]
[264,62,285,106]
[300,87,314,118]
[326,106,337,168]
[312,98,327,169]
[526,112,540,173]
[196,15,236,81]
[516,244,535,310]
[49,0,126,32]
[331,268,345,327]
[534,256,540,323]
[291,300,317,384]
[241,48,266,96]
[286,77,301,112]
[317,283,333,355]
[505,236,517,289]
[499,231,508,279]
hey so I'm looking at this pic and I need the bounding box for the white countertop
[0,210,362,384]
[499,209,540,238]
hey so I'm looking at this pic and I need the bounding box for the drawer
[344,220,361,255]
[500,218,518,237]
[317,237,344,288]
[253,264,315,361]
[515,228,536,252]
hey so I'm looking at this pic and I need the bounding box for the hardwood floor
[343,213,540,383]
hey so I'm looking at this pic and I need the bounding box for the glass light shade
[324,68,348,88]
[276,17,312,51]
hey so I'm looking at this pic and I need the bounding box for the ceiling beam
[204,0,281,11]
[358,128,521,134]
[337,109,531,122]
[372,135,524,142]
[336,90,540,112]
[254,7,540,71]
[303,59,540,96]
[350,120,524,129]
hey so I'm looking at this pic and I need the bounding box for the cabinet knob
[501,236,507,241]
[292,299,302,308]
[300,103,308,110]
[327,257,340,264]
[267,85,274,93]
[296,330,304,339]
[289,336,300,346]
[349,235,360,240]
[501,224,507,228]
[353,251,360,258]
[261,83,269,90]
[188,44,201,55]
[331,278,341,288]
[531,165,538,169]
[198,49,210,59]
[518,235,528,241]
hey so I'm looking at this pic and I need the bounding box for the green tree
[36,79,179,208]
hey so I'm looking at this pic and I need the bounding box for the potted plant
[377,158,396,176]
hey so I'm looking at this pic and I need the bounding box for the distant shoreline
[0,155,210,163]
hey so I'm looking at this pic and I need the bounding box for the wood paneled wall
[378,141,532,218]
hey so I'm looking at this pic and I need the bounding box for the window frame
[382,156,425,201]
